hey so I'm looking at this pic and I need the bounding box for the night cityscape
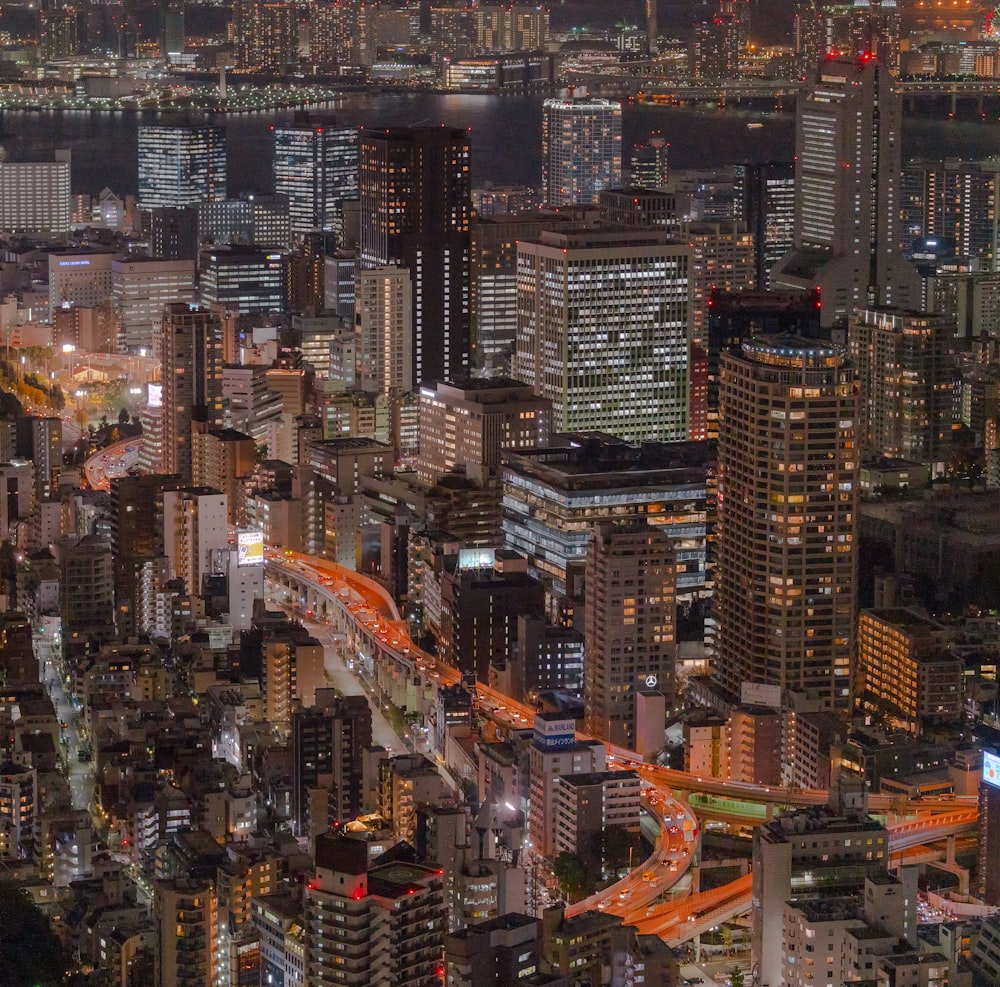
[4,1,1000,986]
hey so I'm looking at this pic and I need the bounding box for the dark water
[1,93,996,197]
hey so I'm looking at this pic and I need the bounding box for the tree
[593,824,645,875]
[118,407,130,425]
[0,881,65,985]
[728,967,744,987]
[552,852,593,902]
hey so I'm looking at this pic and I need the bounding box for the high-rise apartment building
[161,486,229,596]
[236,0,298,72]
[475,4,549,51]
[360,127,472,388]
[306,834,446,986]
[16,415,62,502]
[272,119,358,239]
[714,337,859,711]
[291,692,372,837]
[584,520,676,751]
[771,55,920,325]
[155,879,219,987]
[899,159,1000,269]
[514,229,690,441]
[541,96,622,206]
[138,124,226,209]
[689,3,742,80]
[850,0,900,71]
[355,265,413,395]
[160,304,224,481]
[848,307,953,463]
[0,152,71,235]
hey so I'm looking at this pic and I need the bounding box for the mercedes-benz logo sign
[645,674,658,689]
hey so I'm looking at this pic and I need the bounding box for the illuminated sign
[237,530,264,566]
[458,548,495,570]
[147,382,162,408]
[644,674,658,689]
[984,751,1000,789]
[58,259,91,267]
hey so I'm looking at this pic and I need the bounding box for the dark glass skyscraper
[359,127,472,389]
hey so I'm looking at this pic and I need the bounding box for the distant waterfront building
[514,229,690,441]
[0,152,71,235]
[628,134,669,189]
[138,124,227,209]
[272,119,359,239]
[541,96,622,206]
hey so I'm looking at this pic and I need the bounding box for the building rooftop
[862,608,947,633]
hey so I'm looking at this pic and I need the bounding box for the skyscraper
[514,229,690,441]
[272,119,358,239]
[0,152,71,235]
[771,54,920,325]
[355,265,413,395]
[359,127,472,388]
[714,336,859,712]
[160,303,224,481]
[735,161,796,290]
[138,124,227,209]
[584,519,676,751]
[850,0,900,71]
[541,96,622,206]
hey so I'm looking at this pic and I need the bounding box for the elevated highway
[266,550,979,941]
[82,436,141,491]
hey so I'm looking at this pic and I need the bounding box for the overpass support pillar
[946,834,956,866]
[951,91,958,116]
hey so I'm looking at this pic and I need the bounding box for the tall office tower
[683,220,757,348]
[306,834,447,986]
[771,55,921,326]
[198,247,286,316]
[291,693,372,837]
[715,337,859,712]
[111,257,196,352]
[155,879,218,987]
[628,134,669,189]
[583,519,676,752]
[689,2,742,80]
[735,161,796,289]
[40,9,78,59]
[542,96,621,206]
[148,206,199,262]
[850,0,900,71]
[416,378,552,486]
[160,304,224,481]
[355,265,413,394]
[514,229,690,441]
[137,124,226,209]
[899,160,1000,269]
[197,195,291,250]
[470,212,573,373]
[848,308,953,463]
[16,416,62,502]
[161,486,229,595]
[272,119,358,239]
[646,0,658,54]
[359,127,472,388]
[0,152,71,235]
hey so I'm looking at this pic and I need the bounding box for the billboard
[147,382,162,408]
[237,530,264,567]
[985,750,1000,789]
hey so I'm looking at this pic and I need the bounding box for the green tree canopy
[0,881,65,986]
